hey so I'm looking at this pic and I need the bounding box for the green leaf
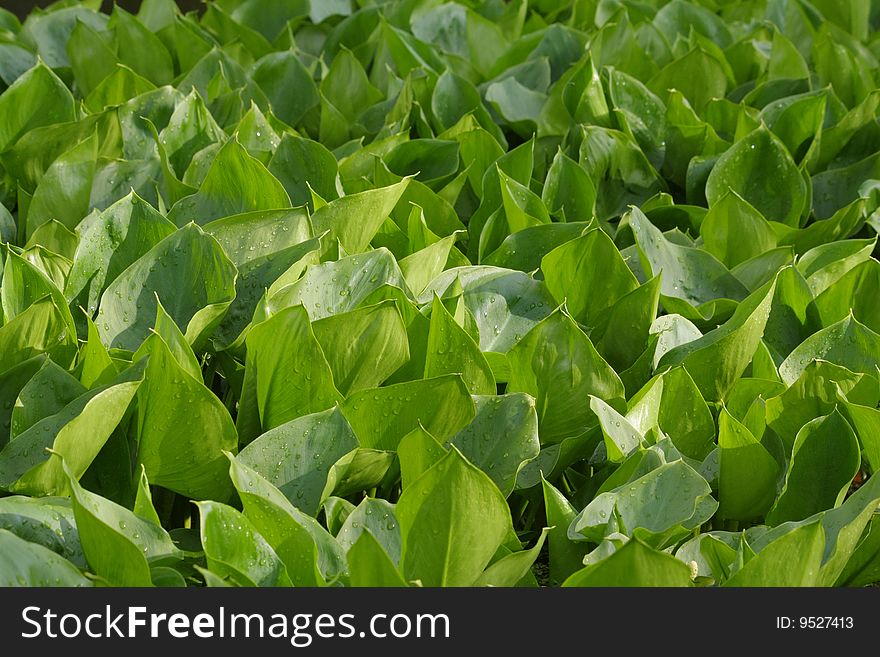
[167,139,291,227]
[312,301,410,396]
[593,274,662,373]
[701,190,778,268]
[66,462,180,587]
[25,129,98,240]
[235,102,280,163]
[577,126,664,220]
[268,134,338,209]
[248,50,317,126]
[321,47,382,124]
[762,91,826,165]
[341,375,475,452]
[325,447,395,500]
[238,407,358,516]
[0,373,141,496]
[813,259,880,334]
[197,567,234,587]
[158,89,225,179]
[0,38,35,89]
[765,360,875,452]
[202,4,273,59]
[797,238,877,297]
[625,367,716,460]
[482,222,589,275]
[318,93,349,149]
[337,497,400,564]
[142,299,201,378]
[655,1,732,46]
[66,192,176,318]
[229,456,344,585]
[96,222,237,351]
[486,76,546,136]
[0,203,16,245]
[348,530,407,587]
[0,495,85,568]
[779,314,880,385]
[648,46,728,114]
[110,6,174,86]
[3,248,76,339]
[676,533,736,583]
[498,169,550,233]
[419,266,556,353]
[398,425,446,491]
[508,307,625,444]
[399,232,461,296]
[386,138,460,186]
[397,448,511,587]
[731,247,795,292]
[657,277,777,401]
[542,228,638,328]
[466,136,534,256]
[133,466,161,526]
[311,179,410,255]
[837,395,880,475]
[19,247,72,295]
[591,395,645,464]
[432,71,506,148]
[628,206,748,310]
[718,408,781,521]
[762,264,814,361]
[816,89,880,170]
[0,357,45,449]
[0,61,75,151]
[76,316,116,389]
[836,516,880,587]
[237,305,341,444]
[541,478,590,585]
[818,467,880,585]
[541,149,596,222]
[812,28,872,108]
[197,501,291,587]
[269,249,410,321]
[608,68,668,169]
[25,219,76,260]
[0,297,77,376]
[425,295,494,395]
[212,226,321,347]
[766,410,861,525]
[461,6,515,76]
[322,497,354,537]
[0,529,90,587]
[84,64,156,113]
[474,527,549,587]
[571,460,715,545]
[134,333,236,501]
[706,126,808,227]
[451,393,540,497]
[764,29,810,80]
[11,358,85,440]
[563,536,693,587]
[724,521,825,587]
[67,18,117,97]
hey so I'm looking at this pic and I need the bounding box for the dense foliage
[1,0,880,587]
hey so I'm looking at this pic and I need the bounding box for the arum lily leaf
[96,223,237,351]
[397,448,511,587]
[507,308,625,445]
